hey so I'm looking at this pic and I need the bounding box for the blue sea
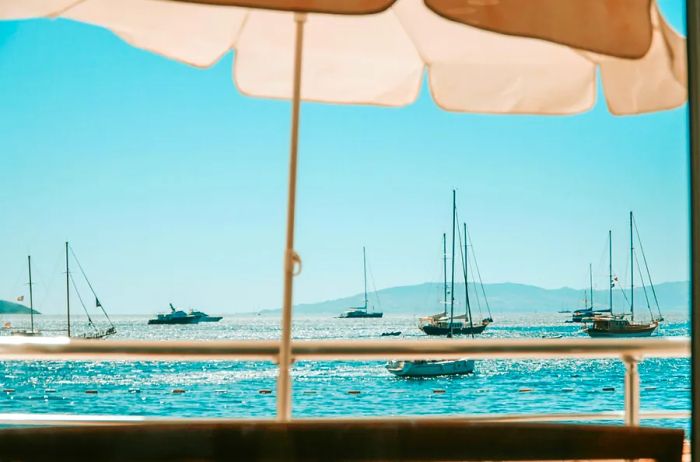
[0,313,690,433]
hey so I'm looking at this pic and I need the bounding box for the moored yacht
[65,242,117,339]
[569,264,611,323]
[585,214,663,338]
[386,359,475,377]
[148,304,199,325]
[419,192,492,337]
[339,247,383,319]
[586,315,658,337]
[189,310,223,323]
[389,190,477,378]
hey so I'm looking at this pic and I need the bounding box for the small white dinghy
[385,359,475,377]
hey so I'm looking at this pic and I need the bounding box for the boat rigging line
[464,222,493,321]
[69,273,97,332]
[632,216,663,320]
[69,245,115,329]
[455,219,475,337]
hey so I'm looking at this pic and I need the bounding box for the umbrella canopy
[0,0,688,421]
[0,0,686,114]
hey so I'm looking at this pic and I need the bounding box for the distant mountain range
[0,300,40,315]
[260,281,689,316]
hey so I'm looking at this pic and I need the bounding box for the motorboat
[148,304,198,325]
[189,310,223,323]
[386,359,475,377]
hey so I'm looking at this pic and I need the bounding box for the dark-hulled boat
[190,310,223,322]
[339,247,383,319]
[148,304,199,325]
[569,264,611,323]
[419,191,492,337]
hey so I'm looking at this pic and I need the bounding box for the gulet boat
[585,213,663,338]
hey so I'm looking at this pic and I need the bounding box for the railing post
[623,355,640,426]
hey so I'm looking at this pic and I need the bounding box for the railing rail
[0,337,688,361]
[0,336,690,425]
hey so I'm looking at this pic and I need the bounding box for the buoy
[172,389,186,394]
[433,389,446,394]
[347,390,361,395]
[602,387,615,392]
[259,389,272,394]
[85,390,98,394]
[3,389,14,393]
[518,388,533,393]
[561,388,574,392]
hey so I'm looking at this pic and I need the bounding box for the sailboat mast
[28,255,34,333]
[589,263,593,310]
[609,230,613,312]
[65,241,71,337]
[443,233,447,316]
[630,211,634,321]
[464,222,474,334]
[362,246,368,311]
[449,190,456,337]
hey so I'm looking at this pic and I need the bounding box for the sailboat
[419,194,491,336]
[569,264,611,322]
[339,247,383,319]
[387,190,474,377]
[11,255,41,337]
[585,213,662,338]
[65,242,117,339]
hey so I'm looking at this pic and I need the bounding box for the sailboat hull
[339,310,383,318]
[420,324,487,336]
[585,317,659,338]
[386,359,475,377]
[586,325,658,338]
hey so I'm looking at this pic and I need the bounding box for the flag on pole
[96,298,102,308]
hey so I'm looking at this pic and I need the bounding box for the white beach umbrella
[0,0,687,420]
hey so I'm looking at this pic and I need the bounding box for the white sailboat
[387,190,476,378]
[65,242,117,339]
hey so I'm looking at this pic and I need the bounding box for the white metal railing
[0,336,690,426]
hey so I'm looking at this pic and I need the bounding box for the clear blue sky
[0,2,689,315]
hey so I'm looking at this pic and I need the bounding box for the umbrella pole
[277,12,306,422]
